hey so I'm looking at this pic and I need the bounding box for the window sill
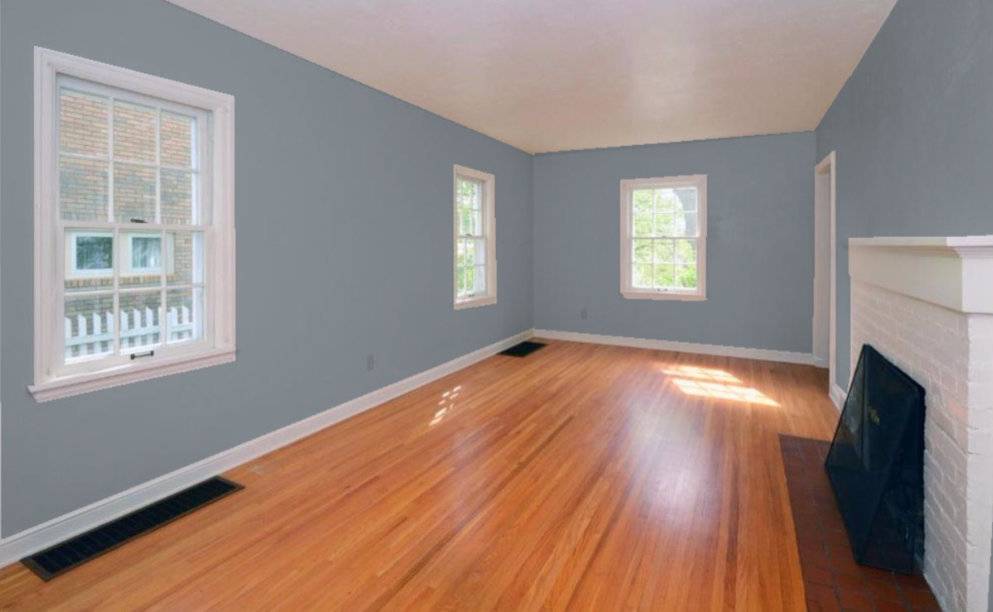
[29,348,236,403]
[454,295,497,310]
[622,289,707,302]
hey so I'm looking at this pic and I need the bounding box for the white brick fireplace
[848,236,993,612]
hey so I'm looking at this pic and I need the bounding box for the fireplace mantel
[848,234,993,611]
[849,235,993,315]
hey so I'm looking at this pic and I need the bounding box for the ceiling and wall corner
[165,0,897,154]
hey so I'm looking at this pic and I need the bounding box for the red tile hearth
[779,435,940,612]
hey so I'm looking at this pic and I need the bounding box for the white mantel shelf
[849,235,993,314]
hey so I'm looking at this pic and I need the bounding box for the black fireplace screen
[825,344,926,574]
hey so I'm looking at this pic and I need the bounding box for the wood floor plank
[0,340,838,610]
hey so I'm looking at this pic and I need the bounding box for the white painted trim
[32,47,237,401]
[815,152,837,393]
[533,329,817,365]
[849,235,993,314]
[829,382,846,411]
[453,295,497,310]
[619,174,708,301]
[28,348,236,403]
[0,329,532,567]
[620,290,706,302]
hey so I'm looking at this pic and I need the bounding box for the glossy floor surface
[0,340,839,610]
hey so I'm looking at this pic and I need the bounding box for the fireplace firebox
[825,344,926,574]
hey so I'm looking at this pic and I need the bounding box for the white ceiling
[167,0,896,154]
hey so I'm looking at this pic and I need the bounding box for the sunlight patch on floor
[672,378,779,407]
[660,364,742,384]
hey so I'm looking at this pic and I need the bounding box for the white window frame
[453,164,497,310]
[619,174,708,301]
[30,47,236,402]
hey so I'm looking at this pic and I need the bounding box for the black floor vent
[22,476,242,581]
[500,341,546,357]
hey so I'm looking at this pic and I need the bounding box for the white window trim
[453,164,497,310]
[619,174,708,301]
[30,47,236,402]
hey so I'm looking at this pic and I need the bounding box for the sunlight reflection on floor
[660,364,742,384]
[432,385,462,426]
[671,378,779,407]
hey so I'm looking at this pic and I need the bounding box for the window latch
[130,350,155,360]
[130,218,147,224]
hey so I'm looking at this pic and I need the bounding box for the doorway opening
[814,151,837,399]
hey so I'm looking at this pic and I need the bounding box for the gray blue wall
[0,0,533,536]
[815,0,993,385]
[532,133,816,353]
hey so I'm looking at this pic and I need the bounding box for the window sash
[57,76,206,226]
[629,237,701,291]
[57,224,209,372]
[51,74,211,375]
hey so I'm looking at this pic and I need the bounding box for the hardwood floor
[0,339,839,611]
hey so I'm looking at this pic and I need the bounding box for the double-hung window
[620,175,707,301]
[31,48,236,401]
[453,165,496,309]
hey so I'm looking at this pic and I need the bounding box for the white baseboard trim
[533,329,818,366]
[0,329,534,569]
[829,383,847,411]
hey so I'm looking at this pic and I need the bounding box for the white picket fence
[65,306,195,361]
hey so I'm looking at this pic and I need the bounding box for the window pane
[167,288,203,344]
[458,207,471,236]
[119,291,162,353]
[473,208,483,235]
[654,189,680,214]
[673,211,698,237]
[632,264,652,289]
[160,111,194,168]
[456,266,466,296]
[120,230,162,288]
[161,169,193,225]
[457,177,482,209]
[674,239,697,265]
[653,263,675,289]
[167,231,204,286]
[60,156,108,221]
[674,187,698,211]
[632,239,652,264]
[65,231,114,293]
[653,239,674,264]
[114,162,156,222]
[469,239,486,266]
[654,212,675,236]
[633,217,653,237]
[65,295,115,363]
[463,266,476,296]
[59,89,108,157]
[633,189,653,215]
[113,100,156,162]
[675,264,698,289]
[473,265,486,294]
